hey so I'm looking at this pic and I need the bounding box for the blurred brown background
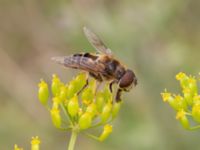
[0,0,200,150]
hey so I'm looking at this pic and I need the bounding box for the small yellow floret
[161,90,172,102]
[182,88,190,94]
[174,95,182,102]
[188,77,196,83]
[31,136,40,150]
[31,136,40,145]
[104,124,112,133]
[99,124,113,141]
[176,72,186,81]
[176,109,186,120]
[194,95,200,102]
[14,144,23,150]
[52,74,59,80]
[38,79,47,88]
[51,108,61,128]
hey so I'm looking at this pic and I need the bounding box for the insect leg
[77,75,89,95]
[109,80,117,93]
[115,89,123,102]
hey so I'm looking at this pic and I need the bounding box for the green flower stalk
[37,73,123,150]
[161,72,200,130]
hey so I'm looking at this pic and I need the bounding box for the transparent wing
[83,27,113,56]
[52,55,106,74]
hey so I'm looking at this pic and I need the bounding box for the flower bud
[182,88,193,106]
[51,74,62,96]
[31,136,40,150]
[170,95,187,111]
[99,124,112,141]
[188,77,197,92]
[176,109,190,129]
[38,79,49,106]
[96,94,105,113]
[78,112,92,130]
[14,144,23,150]
[112,102,121,119]
[50,108,61,128]
[161,90,173,102]
[67,74,87,97]
[86,103,97,118]
[74,73,87,92]
[192,104,200,123]
[59,86,68,101]
[81,87,94,105]
[67,95,79,117]
[100,103,112,123]
[161,91,180,110]
[52,97,61,109]
[67,81,76,99]
[176,72,187,81]
[193,95,200,104]
[176,72,188,89]
[102,86,112,102]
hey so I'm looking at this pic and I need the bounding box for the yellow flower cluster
[14,136,40,150]
[38,73,122,141]
[161,72,200,130]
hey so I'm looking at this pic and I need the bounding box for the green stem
[84,132,100,141]
[189,125,200,130]
[60,103,73,124]
[68,130,78,150]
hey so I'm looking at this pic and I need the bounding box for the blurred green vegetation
[0,0,200,150]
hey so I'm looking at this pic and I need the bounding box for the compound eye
[119,70,136,90]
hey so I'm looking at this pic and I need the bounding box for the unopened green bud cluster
[161,72,200,130]
[38,73,122,141]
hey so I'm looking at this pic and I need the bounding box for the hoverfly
[52,27,137,102]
